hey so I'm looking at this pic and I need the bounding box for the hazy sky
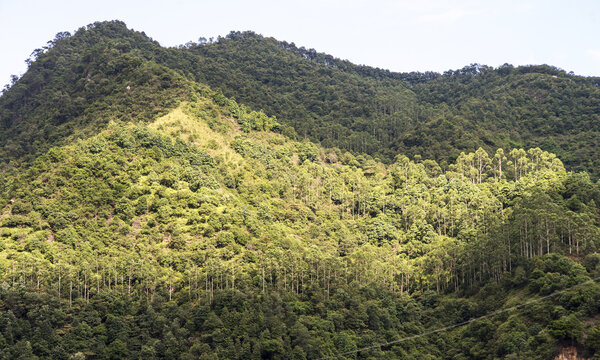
[1,0,599,88]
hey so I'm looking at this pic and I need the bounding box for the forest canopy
[0,20,599,359]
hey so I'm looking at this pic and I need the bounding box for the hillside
[1,82,600,359]
[0,21,187,166]
[0,20,600,359]
[2,21,600,177]
[181,32,600,175]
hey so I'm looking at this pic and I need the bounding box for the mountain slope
[0,21,190,166]
[412,64,600,172]
[1,21,600,359]
[1,86,600,358]
[2,22,600,176]
[179,31,600,174]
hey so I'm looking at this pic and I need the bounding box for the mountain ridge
[5,20,600,177]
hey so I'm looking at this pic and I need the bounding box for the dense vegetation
[0,21,189,166]
[3,21,600,175]
[2,93,600,358]
[1,20,600,359]
[1,254,599,359]
[179,30,600,176]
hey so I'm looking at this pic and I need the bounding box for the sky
[1,0,599,88]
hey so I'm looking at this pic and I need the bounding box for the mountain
[0,20,600,359]
[0,21,189,166]
[3,22,600,176]
[178,31,600,175]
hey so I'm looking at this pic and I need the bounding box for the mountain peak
[2,20,600,177]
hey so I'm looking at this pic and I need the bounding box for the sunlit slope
[1,74,600,358]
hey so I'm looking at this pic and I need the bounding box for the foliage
[183,31,600,177]
[1,20,600,359]
[0,95,598,358]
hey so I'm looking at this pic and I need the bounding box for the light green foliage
[0,92,599,358]
[0,20,600,360]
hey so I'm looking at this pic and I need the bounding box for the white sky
[1,0,599,88]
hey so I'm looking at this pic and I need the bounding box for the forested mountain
[178,31,600,176]
[1,20,600,359]
[3,21,600,175]
[0,21,189,165]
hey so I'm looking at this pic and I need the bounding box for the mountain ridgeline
[0,20,600,359]
[182,31,600,175]
[2,21,600,175]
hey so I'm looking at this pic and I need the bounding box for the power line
[316,276,600,359]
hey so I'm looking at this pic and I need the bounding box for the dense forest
[181,31,600,176]
[1,20,600,359]
[2,21,600,176]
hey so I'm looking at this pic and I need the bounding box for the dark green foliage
[0,257,598,359]
[181,32,600,177]
[0,21,191,167]
[1,20,600,360]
